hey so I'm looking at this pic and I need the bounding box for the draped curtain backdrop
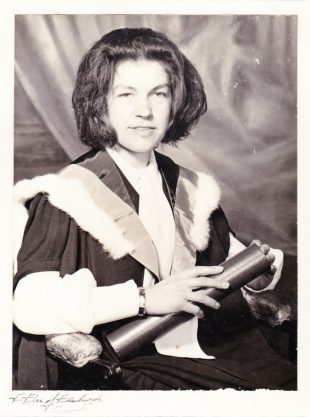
[14,15,297,255]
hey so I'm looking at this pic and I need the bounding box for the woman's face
[107,59,172,156]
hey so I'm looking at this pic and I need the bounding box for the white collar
[106,147,159,191]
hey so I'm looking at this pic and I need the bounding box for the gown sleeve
[13,193,140,335]
[13,193,73,290]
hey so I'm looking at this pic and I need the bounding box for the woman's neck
[112,145,151,169]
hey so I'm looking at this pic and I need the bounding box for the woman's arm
[13,268,139,335]
[14,265,230,334]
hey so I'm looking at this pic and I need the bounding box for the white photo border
[1,1,309,416]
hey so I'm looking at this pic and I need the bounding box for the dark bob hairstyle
[72,27,207,149]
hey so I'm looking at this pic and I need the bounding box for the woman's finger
[186,265,224,278]
[181,301,204,318]
[187,277,229,289]
[265,264,277,279]
[266,253,275,263]
[260,244,270,254]
[186,291,220,310]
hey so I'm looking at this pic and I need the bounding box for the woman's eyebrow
[113,85,136,91]
[113,83,170,92]
[151,83,170,91]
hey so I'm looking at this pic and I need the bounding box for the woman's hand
[144,266,228,318]
[252,239,277,274]
[245,240,278,291]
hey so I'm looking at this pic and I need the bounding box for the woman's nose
[134,95,152,118]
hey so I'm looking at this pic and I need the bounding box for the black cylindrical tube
[106,243,272,360]
[205,242,271,299]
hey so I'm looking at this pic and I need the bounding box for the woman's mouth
[129,126,156,136]
[130,126,155,131]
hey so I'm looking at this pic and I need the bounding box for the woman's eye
[118,93,132,98]
[154,92,167,97]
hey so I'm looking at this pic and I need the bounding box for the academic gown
[13,149,296,390]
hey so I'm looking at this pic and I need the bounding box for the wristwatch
[137,287,146,317]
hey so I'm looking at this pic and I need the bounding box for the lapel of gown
[155,151,221,273]
[64,149,161,278]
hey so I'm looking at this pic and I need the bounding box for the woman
[13,28,296,390]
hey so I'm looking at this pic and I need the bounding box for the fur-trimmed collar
[177,166,221,251]
[13,173,134,272]
[14,162,221,272]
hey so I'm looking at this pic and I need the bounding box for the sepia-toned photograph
[12,13,297,391]
[1,1,309,416]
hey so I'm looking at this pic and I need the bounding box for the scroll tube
[106,242,273,361]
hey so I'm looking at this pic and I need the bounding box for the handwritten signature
[9,392,102,412]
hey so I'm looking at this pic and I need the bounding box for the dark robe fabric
[13,149,296,390]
